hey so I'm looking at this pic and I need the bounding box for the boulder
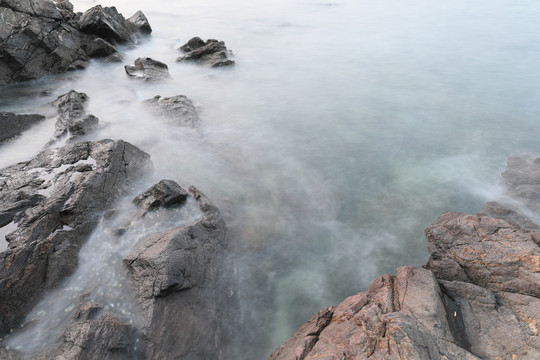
[144,95,200,128]
[51,90,99,139]
[76,5,133,44]
[0,139,152,337]
[0,112,46,142]
[125,57,170,81]
[177,38,235,67]
[124,185,235,359]
[127,10,152,35]
[80,36,117,58]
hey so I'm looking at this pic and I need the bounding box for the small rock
[177,38,235,67]
[125,57,170,81]
[144,95,200,128]
[127,10,152,34]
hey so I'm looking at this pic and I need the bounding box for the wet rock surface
[52,90,100,139]
[177,37,235,67]
[271,155,540,360]
[0,1,151,85]
[0,139,152,337]
[125,57,170,81]
[0,112,46,142]
[144,94,201,128]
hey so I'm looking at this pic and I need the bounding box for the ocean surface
[2,0,540,357]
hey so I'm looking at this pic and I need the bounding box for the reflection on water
[1,0,540,357]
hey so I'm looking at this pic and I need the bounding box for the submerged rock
[125,57,170,81]
[177,38,235,67]
[144,95,200,128]
[0,139,152,337]
[0,112,46,142]
[0,1,151,85]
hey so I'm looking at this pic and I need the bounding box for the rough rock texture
[51,90,99,140]
[177,38,235,67]
[0,139,151,336]
[124,57,170,81]
[144,95,200,128]
[77,5,133,45]
[124,185,234,359]
[0,112,46,142]
[127,10,152,35]
[272,155,540,359]
[0,1,151,85]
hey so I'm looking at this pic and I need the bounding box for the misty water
[1,0,540,358]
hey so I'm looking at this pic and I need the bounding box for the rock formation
[0,1,151,85]
[0,112,46,142]
[271,155,540,360]
[144,95,201,128]
[52,90,100,140]
[0,139,152,337]
[177,37,235,67]
[124,57,170,81]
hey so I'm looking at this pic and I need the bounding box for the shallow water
[2,0,540,357]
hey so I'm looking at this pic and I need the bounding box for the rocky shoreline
[1,1,540,360]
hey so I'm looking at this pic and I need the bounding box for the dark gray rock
[51,90,99,140]
[125,57,170,81]
[0,112,46,142]
[77,5,133,44]
[133,179,188,216]
[127,10,152,35]
[177,38,235,67]
[144,95,200,128]
[0,1,151,85]
[124,185,234,359]
[0,139,152,337]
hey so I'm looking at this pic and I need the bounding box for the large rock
[51,90,99,139]
[271,154,540,359]
[0,1,151,85]
[125,57,170,81]
[144,95,200,128]
[0,139,152,336]
[124,184,234,359]
[177,37,235,67]
[127,10,152,35]
[0,112,46,142]
[77,5,133,44]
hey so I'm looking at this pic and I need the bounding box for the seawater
[1,0,540,357]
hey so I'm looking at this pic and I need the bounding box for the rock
[0,2,151,85]
[133,179,188,216]
[0,139,152,337]
[272,154,540,359]
[0,112,46,142]
[125,57,170,81]
[124,184,235,359]
[0,5,89,84]
[77,5,133,44]
[144,95,200,128]
[127,10,152,34]
[177,38,235,67]
[51,90,99,139]
[80,36,117,58]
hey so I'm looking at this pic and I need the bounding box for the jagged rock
[144,95,200,128]
[272,155,540,359]
[133,179,188,216]
[80,36,117,58]
[177,38,235,67]
[51,90,100,139]
[124,57,170,81]
[0,139,152,337]
[127,10,152,34]
[0,112,46,142]
[124,185,234,359]
[0,1,151,85]
[77,5,133,44]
